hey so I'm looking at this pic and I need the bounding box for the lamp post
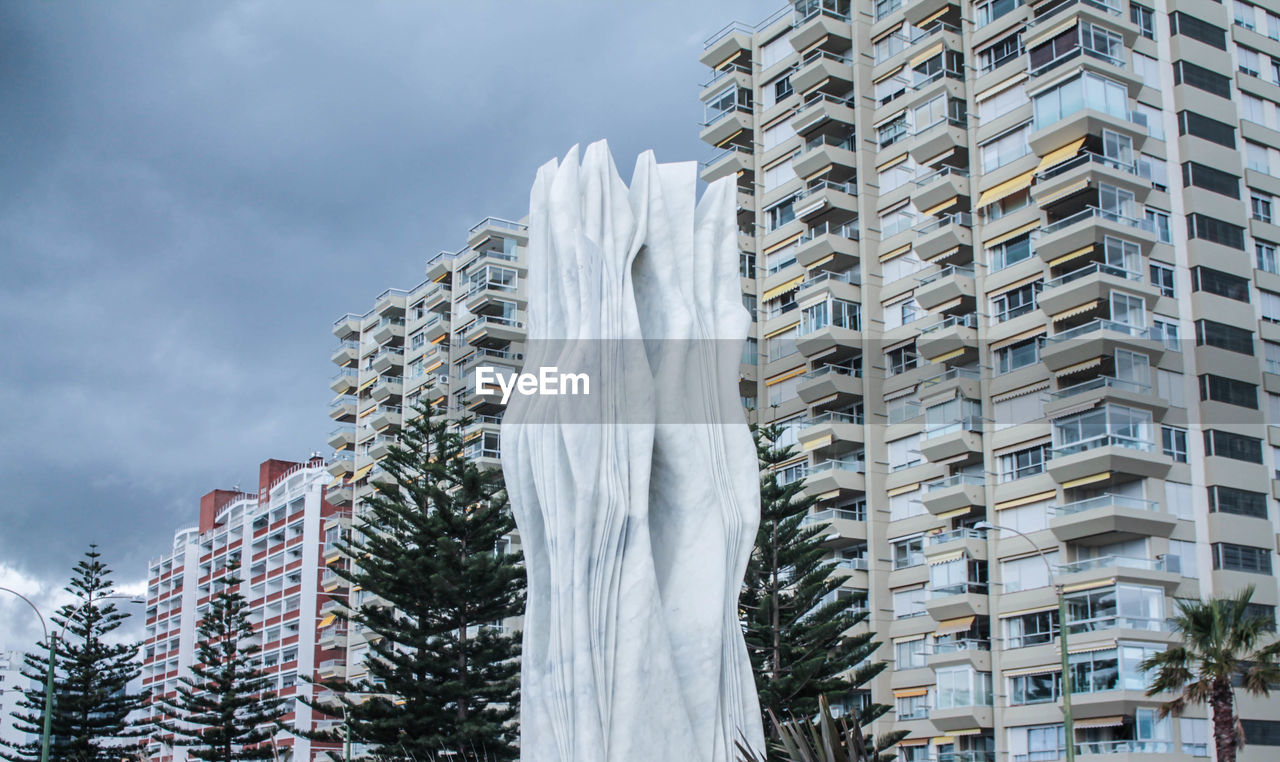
[973,521,1074,762]
[0,586,143,762]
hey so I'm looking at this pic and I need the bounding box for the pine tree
[1,546,148,762]
[740,424,900,759]
[308,403,524,761]
[155,565,286,762]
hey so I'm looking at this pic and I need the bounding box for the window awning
[1063,577,1116,594]
[976,71,1028,102]
[762,277,804,301]
[926,246,965,264]
[984,220,1041,247]
[899,738,931,747]
[1003,663,1061,677]
[1035,138,1087,174]
[765,320,800,339]
[950,728,984,736]
[992,382,1050,402]
[1052,299,1100,322]
[352,463,375,481]
[1049,399,1099,419]
[929,550,965,565]
[1070,640,1117,654]
[988,273,1045,298]
[935,615,976,636]
[1049,244,1096,268]
[1000,603,1059,618]
[909,42,945,67]
[928,347,968,364]
[937,505,973,519]
[893,686,930,698]
[766,366,807,386]
[994,489,1057,510]
[880,243,912,263]
[319,613,337,628]
[989,326,1047,351]
[1062,472,1111,489]
[977,170,1036,207]
[1035,177,1091,207]
[1053,357,1103,377]
[888,483,921,497]
[1074,715,1126,729]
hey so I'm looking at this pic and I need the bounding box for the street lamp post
[0,587,143,762]
[974,521,1074,762]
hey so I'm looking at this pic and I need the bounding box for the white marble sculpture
[500,141,765,762]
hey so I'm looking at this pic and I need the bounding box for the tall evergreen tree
[1,546,148,762]
[155,566,286,762]
[740,424,899,758]
[308,403,524,761]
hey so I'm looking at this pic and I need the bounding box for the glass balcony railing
[1050,375,1151,400]
[1051,433,1154,457]
[1042,261,1141,290]
[800,219,861,243]
[827,557,870,571]
[330,395,356,411]
[1067,614,1173,634]
[794,0,853,23]
[913,212,973,235]
[700,144,752,170]
[919,314,981,334]
[1037,150,1137,181]
[809,457,866,474]
[932,638,991,654]
[1048,318,1151,344]
[929,527,988,545]
[1042,206,1155,235]
[940,751,996,762]
[331,368,358,382]
[1054,493,1160,516]
[1075,741,1171,756]
[919,366,981,390]
[800,48,853,69]
[802,363,862,379]
[931,581,989,596]
[1057,554,1167,574]
[926,473,986,491]
[798,178,858,201]
[803,268,861,287]
[805,132,857,153]
[807,410,865,425]
[924,416,983,439]
[803,506,868,525]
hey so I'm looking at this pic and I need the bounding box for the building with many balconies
[700,0,1280,759]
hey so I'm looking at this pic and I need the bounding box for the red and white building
[141,457,348,762]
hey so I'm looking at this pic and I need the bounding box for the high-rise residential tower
[141,457,344,762]
[699,0,1280,759]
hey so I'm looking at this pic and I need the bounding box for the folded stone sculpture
[500,140,764,762]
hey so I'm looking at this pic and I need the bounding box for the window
[1258,242,1279,274]
[989,232,1034,270]
[1202,429,1262,463]
[976,0,1022,27]
[766,196,797,231]
[1187,213,1245,249]
[1169,13,1227,49]
[1234,0,1258,28]
[1199,374,1258,408]
[977,85,1029,123]
[762,119,796,150]
[1240,720,1280,745]
[1243,604,1277,632]
[878,112,912,147]
[1167,540,1199,578]
[1253,193,1274,223]
[1002,552,1059,592]
[991,282,1041,322]
[983,188,1032,222]
[1263,290,1280,323]
[896,637,930,669]
[1131,3,1155,38]
[1211,543,1272,574]
[1208,485,1268,518]
[980,124,1030,172]
[1182,162,1240,198]
[878,155,917,193]
[893,586,928,618]
[892,535,925,569]
[935,666,993,708]
[996,337,1042,374]
[1196,320,1254,355]
[889,489,926,520]
[1191,267,1250,301]
[896,691,930,720]
[1162,426,1188,462]
[1005,610,1058,648]
[979,33,1022,72]
[1145,209,1172,243]
[1149,263,1175,297]
[1009,671,1062,705]
[887,343,919,375]
[1053,404,1152,452]
[1033,73,1128,129]
[1238,47,1262,77]
[1247,140,1276,174]
[999,443,1050,481]
[1173,60,1231,97]
[1029,26,1082,74]
[880,201,917,237]
[888,433,922,471]
[1132,52,1161,87]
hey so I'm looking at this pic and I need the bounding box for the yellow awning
[357,376,377,392]
[765,320,800,339]
[950,728,984,736]
[877,152,910,172]
[764,232,803,254]
[766,366,806,386]
[990,326,1047,351]
[894,633,928,644]
[807,253,835,269]
[910,42,945,67]
[922,196,960,217]
[873,64,907,84]
[929,550,965,565]
[1054,357,1103,377]
[937,506,973,519]
[1063,578,1116,594]
[928,347,968,364]
[1069,639,1118,653]
[926,245,965,263]
[352,463,375,481]
[1000,603,1059,618]
[880,243,912,262]
[989,272,1046,298]
[1062,472,1111,489]
[1049,244,1097,268]
[932,736,955,746]
[1036,138,1087,174]
[1004,663,1061,677]
[994,489,1057,510]
[762,277,804,301]
[803,435,833,451]
[899,738,931,747]
[894,687,930,698]
[976,71,1028,101]
[1052,300,1100,322]
[1036,178,1090,206]
[935,615,976,636]
[917,5,951,25]
[977,170,1036,207]
[319,614,337,628]
[984,220,1040,247]
[888,483,921,497]
[1027,18,1080,49]
[992,382,1050,402]
[1074,716,1125,729]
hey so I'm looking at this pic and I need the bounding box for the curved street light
[0,586,144,762]
[973,521,1075,762]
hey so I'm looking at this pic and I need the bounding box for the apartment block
[700,0,1280,759]
[141,457,344,762]
[326,216,527,699]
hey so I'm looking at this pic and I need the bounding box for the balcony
[927,581,990,621]
[370,375,403,403]
[910,116,967,163]
[800,506,866,541]
[700,21,752,69]
[917,314,980,365]
[326,481,353,506]
[425,250,455,282]
[796,302,861,359]
[329,395,357,421]
[465,315,526,347]
[792,49,854,97]
[318,626,348,650]
[700,104,753,149]
[1048,434,1172,483]
[1040,318,1164,373]
[700,144,753,184]
[793,132,857,180]
[921,418,984,465]
[918,366,982,405]
[913,165,970,215]
[1029,107,1149,157]
[790,0,853,51]
[327,426,354,450]
[465,277,524,314]
[371,316,405,346]
[912,212,972,262]
[330,368,358,394]
[914,266,976,315]
[368,435,397,461]
[699,63,752,104]
[791,92,857,136]
[928,638,993,669]
[797,267,861,306]
[797,363,863,404]
[803,456,866,496]
[332,313,362,339]
[1042,375,1167,421]
[800,410,865,456]
[371,348,403,374]
[369,405,403,432]
[331,340,359,366]
[1051,493,1177,542]
[316,659,346,679]
[795,179,859,222]
[795,220,860,269]
[1034,151,1153,207]
[929,701,994,732]
[327,451,354,477]
[1056,554,1180,591]
[923,473,986,515]
[421,281,452,313]
[1037,262,1159,319]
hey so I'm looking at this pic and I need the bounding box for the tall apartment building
[141,457,344,762]
[700,0,1280,759]
[326,216,527,701]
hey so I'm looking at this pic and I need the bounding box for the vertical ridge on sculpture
[503,140,763,762]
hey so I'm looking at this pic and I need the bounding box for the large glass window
[936,666,993,708]
[1053,404,1153,453]
[989,232,1035,270]
[980,124,1031,172]
[1066,584,1165,632]
[1033,73,1128,129]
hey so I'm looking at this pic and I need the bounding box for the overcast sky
[0,0,782,650]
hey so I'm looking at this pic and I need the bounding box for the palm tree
[1140,586,1280,762]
